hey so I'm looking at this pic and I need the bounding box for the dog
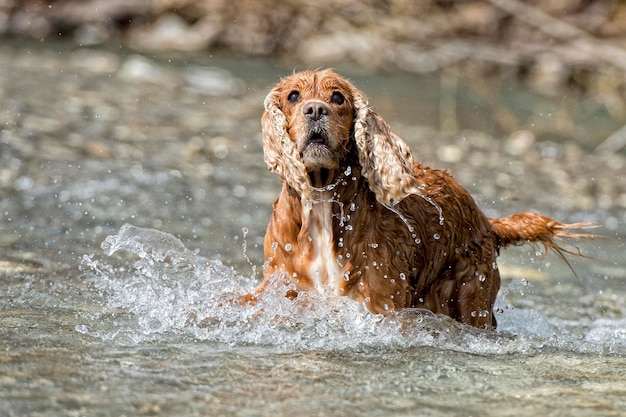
[247,69,592,329]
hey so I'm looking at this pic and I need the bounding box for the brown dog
[250,69,592,329]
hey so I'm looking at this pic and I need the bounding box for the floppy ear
[262,89,312,200]
[352,90,419,206]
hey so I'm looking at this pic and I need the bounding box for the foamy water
[78,224,626,355]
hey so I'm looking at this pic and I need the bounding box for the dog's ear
[352,91,418,206]
[262,89,312,199]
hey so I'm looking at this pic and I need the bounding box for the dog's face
[264,69,418,204]
[272,70,356,174]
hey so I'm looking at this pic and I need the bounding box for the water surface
[1,40,625,416]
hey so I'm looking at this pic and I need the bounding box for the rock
[436,144,464,163]
[298,32,352,64]
[505,130,535,156]
[182,66,245,96]
[528,54,571,97]
[9,10,52,38]
[74,23,110,46]
[394,44,440,74]
[117,55,169,83]
[298,30,389,68]
[128,13,221,52]
[70,49,120,74]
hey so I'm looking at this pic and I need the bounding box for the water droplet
[433,233,440,240]
[364,297,370,303]
[492,262,498,270]
[344,166,352,176]
[399,273,406,280]
[369,243,379,248]
[478,274,486,282]
[345,225,353,231]
[345,253,351,259]
[338,237,344,248]
[383,303,389,311]
[343,272,350,281]
[372,261,377,267]
[414,238,421,245]
[349,202,356,212]
[390,279,395,284]
[285,243,292,251]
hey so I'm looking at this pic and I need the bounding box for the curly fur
[262,88,312,200]
[252,69,594,329]
[263,70,419,206]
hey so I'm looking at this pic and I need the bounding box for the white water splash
[79,224,624,355]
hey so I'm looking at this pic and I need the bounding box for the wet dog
[248,69,593,329]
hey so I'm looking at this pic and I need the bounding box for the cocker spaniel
[250,69,592,329]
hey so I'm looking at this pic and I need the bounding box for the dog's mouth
[301,128,341,182]
[305,130,328,148]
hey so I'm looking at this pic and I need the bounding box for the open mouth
[301,128,339,176]
[305,130,328,147]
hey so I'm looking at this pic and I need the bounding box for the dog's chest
[305,202,342,294]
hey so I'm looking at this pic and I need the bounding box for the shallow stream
[1,40,625,416]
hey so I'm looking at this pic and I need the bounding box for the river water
[1,40,625,416]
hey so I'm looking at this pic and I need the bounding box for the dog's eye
[287,91,300,103]
[330,91,345,105]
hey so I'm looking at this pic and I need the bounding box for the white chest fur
[304,200,342,294]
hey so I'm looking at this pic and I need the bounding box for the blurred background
[1,3,626,416]
[3,0,626,94]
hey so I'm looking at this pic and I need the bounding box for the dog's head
[262,69,418,205]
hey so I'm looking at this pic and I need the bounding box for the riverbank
[3,1,626,86]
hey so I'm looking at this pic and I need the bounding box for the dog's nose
[303,101,329,121]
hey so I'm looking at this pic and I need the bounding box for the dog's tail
[489,212,597,262]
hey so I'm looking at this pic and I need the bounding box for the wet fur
[253,69,594,330]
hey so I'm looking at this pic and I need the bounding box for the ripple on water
[79,224,626,355]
